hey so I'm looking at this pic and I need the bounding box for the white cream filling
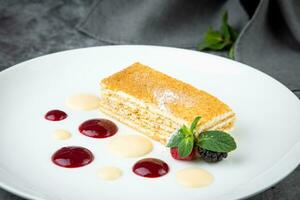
[99,102,172,136]
[101,88,235,130]
[101,95,180,130]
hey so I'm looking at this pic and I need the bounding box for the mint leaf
[197,10,238,59]
[190,116,201,133]
[228,45,235,59]
[167,129,185,147]
[204,28,223,44]
[198,131,237,153]
[181,124,192,136]
[198,28,225,51]
[178,136,194,157]
[221,11,231,41]
[167,116,202,152]
[207,41,230,50]
[229,26,238,41]
[197,43,210,51]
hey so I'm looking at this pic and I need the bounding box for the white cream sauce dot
[108,135,153,158]
[176,168,214,188]
[97,166,122,181]
[66,93,100,111]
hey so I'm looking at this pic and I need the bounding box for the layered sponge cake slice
[99,63,235,145]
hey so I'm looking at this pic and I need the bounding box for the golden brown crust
[101,62,233,125]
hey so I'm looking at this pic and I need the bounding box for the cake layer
[99,94,235,144]
[101,63,235,128]
[99,103,171,144]
[99,101,234,144]
[101,89,185,125]
[101,88,235,132]
[98,101,175,135]
[101,92,181,130]
[101,93,235,134]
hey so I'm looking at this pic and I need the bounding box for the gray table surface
[0,0,299,199]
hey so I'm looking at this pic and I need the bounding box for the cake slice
[99,63,235,145]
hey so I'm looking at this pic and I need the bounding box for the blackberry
[198,148,227,162]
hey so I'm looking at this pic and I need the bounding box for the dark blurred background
[0,0,299,200]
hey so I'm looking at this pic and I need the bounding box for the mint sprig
[167,116,201,157]
[167,129,185,148]
[190,116,201,133]
[167,116,237,158]
[197,11,238,59]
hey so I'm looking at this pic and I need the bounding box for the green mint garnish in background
[197,11,238,59]
[167,116,237,158]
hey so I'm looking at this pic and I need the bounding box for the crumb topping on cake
[101,62,233,124]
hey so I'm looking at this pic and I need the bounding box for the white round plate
[0,46,299,200]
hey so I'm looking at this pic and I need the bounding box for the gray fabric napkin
[78,0,248,47]
[235,0,300,91]
[78,0,300,91]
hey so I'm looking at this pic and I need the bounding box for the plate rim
[0,45,299,200]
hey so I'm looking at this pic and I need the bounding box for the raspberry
[198,148,227,162]
[170,147,196,161]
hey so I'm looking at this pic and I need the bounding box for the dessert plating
[99,63,235,144]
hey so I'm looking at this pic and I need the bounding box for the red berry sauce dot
[132,158,169,178]
[52,146,94,168]
[45,110,67,121]
[79,119,118,138]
